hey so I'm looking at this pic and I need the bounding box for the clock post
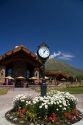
[41,61,47,96]
[37,42,50,96]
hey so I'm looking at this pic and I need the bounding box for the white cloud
[49,51,74,61]
[49,51,61,59]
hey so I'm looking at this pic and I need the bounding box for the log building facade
[0,45,41,87]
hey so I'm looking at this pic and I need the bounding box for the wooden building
[0,45,42,87]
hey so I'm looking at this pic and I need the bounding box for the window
[6,68,12,76]
[26,70,30,78]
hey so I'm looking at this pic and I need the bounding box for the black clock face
[38,46,50,59]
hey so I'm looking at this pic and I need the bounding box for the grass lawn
[0,88,8,95]
[53,87,83,94]
[31,85,83,94]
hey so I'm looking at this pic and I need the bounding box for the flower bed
[5,91,83,125]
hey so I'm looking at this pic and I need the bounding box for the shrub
[12,91,79,123]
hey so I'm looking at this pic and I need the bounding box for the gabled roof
[0,45,41,65]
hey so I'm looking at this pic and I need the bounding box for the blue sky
[0,0,83,69]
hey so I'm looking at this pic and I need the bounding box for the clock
[37,43,50,60]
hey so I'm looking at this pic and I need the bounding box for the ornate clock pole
[37,42,50,96]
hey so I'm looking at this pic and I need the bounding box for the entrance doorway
[15,79,24,87]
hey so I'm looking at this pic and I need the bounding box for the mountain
[45,58,83,79]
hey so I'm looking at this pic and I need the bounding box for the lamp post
[37,42,50,96]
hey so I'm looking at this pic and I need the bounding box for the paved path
[74,94,83,109]
[0,88,39,125]
[0,88,39,111]
[0,88,83,125]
